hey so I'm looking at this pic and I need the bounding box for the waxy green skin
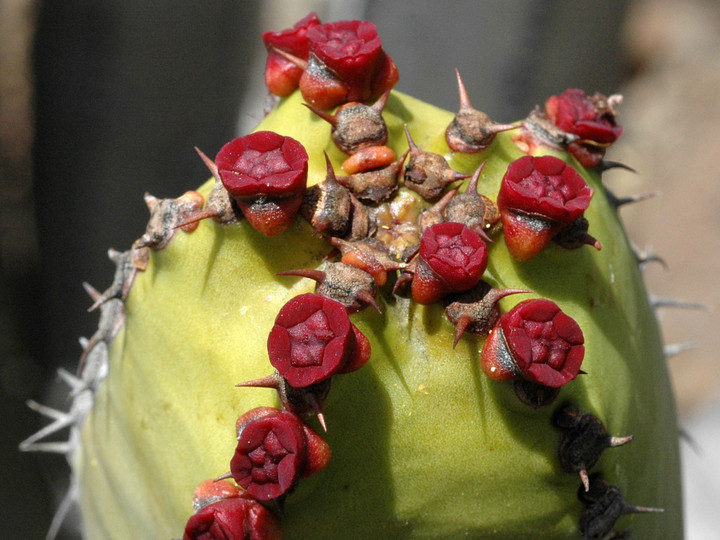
[77,90,682,538]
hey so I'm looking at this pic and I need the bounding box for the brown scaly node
[578,474,663,540]
[277,262,381,313]
[88,248,140,311]
[133,190,204,254]
[328,236,405,287]
[235,371,331,432]
[445,69,517,153]
[417,188,457,231]
[346,193,371,241]
[173,147,241,229]
[301,153,353,237]
[444,280,532,347]
[336,150,407,204]
[403,124,469,200]
[304,90,390,154]
[513,107,577,155]
[444,162,500,237]
[553,404,634,492]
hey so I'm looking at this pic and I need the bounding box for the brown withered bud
[278,262,381,313]
[403,124,469,200]
[235,371,332,432]
[418,188,457,231]
[329,236,405,287]
[133,190,204,254]
[445,69,517,153]
[174,148,241,230]
[301,154,353,237]
[512,380,562,409]
[444,162,500,236]
[553,404,634,491]
[89,248,140,311]
[304,90,390,154]
[578,475,663,540]
[336,150,406,203]
[346,193,371,241]
[444,280,532,347]
[553,216,602,251]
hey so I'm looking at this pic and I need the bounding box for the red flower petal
[498,155,593,225]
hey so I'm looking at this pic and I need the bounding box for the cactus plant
[23,13,683,540]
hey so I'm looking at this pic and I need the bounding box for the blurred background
[1,0,717,537]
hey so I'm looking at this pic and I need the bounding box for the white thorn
[649,294,709,311]
[664,341,698,359]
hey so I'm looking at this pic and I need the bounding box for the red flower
[267,293,364,387]
[497,155,595,260]
[545,89,623,145]
[215,131,308,236]
[481,299,585,388]
[411,222,488,305]
[300,20,398,108]
[262,12,321,97]
[230,407,331,501]
[183,496,282,540]
[216,131,308,199]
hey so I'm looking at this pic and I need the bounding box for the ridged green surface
[78,90,682,539]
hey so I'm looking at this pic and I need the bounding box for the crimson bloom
[546,89,623,145]
[230,407,331,501]
[497,155,595,261]
[262,12,321,97]
[481,299,585,388]
[267,293,369,387]
[183,496,282,540]
[299,19,398,109]
[215,131,308,236]
[545,89,623,167]
[411,222,488,305]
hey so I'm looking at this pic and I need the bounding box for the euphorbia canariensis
[33,11,684,540]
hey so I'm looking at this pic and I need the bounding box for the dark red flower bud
[262,12,321,97]
[215,132,308,236]
[230,408,331,501]
[481,299,585,388]
[497,155,594,261]
[299,20,398,109]
[546,89,623,145]
[183,495,282,540]
[411,222,488,305]
[546,89,623,168]
[267,293,366,387]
